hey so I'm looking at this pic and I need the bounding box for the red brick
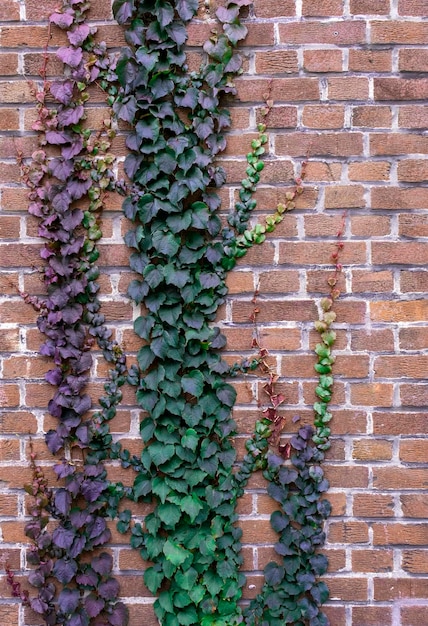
[374,354,428,378]
[351,383,394,407]
[373,469,428,491]
[353,438,394,460]
[398,159,428,182]
[372,243,428,265]
[276,132,364,157]
[324,465,369,489]
[326,576,368,601]
[371,20,428,44]
[401,606,428,626]
[303,49,343,73]
[232,299,316,323]
[352,270,393,293]
[302,105,344,129]
[350,214,391,235]
[375,78,428,101]
[399,105,428,129]
[279,21,366,45]
[349,49,392,72]
[400,384,428,407]
[255,51,298,74]
[304,213,347,237]
[353,494,395,518]
[256,105,297,129]
[375,522,428,547]
[400,439,428,463]
[324,185,366,208]
[352,106,392,128]
[253,0,295,17]
[399,48,428,72]
[351,0,391,12]
[374,577,428,601]
[328,521,370,544]
[399,327,428,348]
[278,241,366,265]
[302,0,344,16]
[304,161,342,182]
[399,0,428,15]
[370,133,428,155]
[351,329,394,352]
[348,162,390,183]
[401,495,428,518]
[352,549,393,573]
[373,412,428,436]
[0,53,19,76]
[328,77,369,101]
[352,606,393,625]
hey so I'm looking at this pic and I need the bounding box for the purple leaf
[62,303,83,324]
[61,236,85,256]
[67,612,90,626]
[57,46,83,69]
[70,510,90,529]
[85,594,104,618]
[87,516,107,540]
[28,570,45,588]
[108,602,128,626]
[54,461,76,479]
[62,137,83,159]
[51,80,75,105]
[68,178,92,200]
[58,105,85,127]
[69,534,86,558]
[73,394,92,416]
[81,479,106,503]
[52,527,75,550]
[113,95,138,122]
[52,189,72,213]
[50,11,74,28]
[46,367,63,386]
[45,130,71,145]
[46,428,64,452]
[62,208,84,230]
[72,352,92,374]
[76,567,98,587]
[92,553,113,576]
[98,578,120,600]
[50,158,74,181]
[52,558,78,584]
[30,598,49,614]
[54,488,72,515]
[58,588,80,613]
[67,24,91,46]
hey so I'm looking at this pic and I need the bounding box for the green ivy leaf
[163,539,191,567]
[181,370,204,397]
[180,494,204,522]
[158,502,182,527]
[144,565,164,594]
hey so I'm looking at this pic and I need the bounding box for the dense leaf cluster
[22,1,128,623]
[110,1,255,624]
[21,0,337,624]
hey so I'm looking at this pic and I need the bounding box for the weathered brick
[302,0,344,16]
[349,49,392,72]
[371,20,428,45]
[352,105,392,127]
[302,105,345,129]
[279,21,366,45]
[328,77,369,101]
[353,494,395,518]
[303,49,343,73]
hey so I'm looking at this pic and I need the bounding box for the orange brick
[302,0,344,16]
[371,21,428,45]
[348,161,391,182]
[349,49,392,72]
[350,0,390,13]
[302,105,345,129]
[352,438,394,460]
[373,468,428,491]
[279,21,366,45]
[352,549,393,573]
[352,270,393,293]
[352,105,392,127]
[303,49,343,72]
[328,77,369,101]
[255,50,298,74]
[353,494,395,518]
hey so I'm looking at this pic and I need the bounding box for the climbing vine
[14,1,344,625]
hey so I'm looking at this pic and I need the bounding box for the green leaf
[182,370,204,397]
[152,230,180,257]
[175,567,198,591]
[180,494,204,522]
[133,474,152,499]
[152,477,170,503]
[163,539,191,567]
[158,502,182,527]
[181,428,199,452]
[144,565,164,594]
[137,345,155,372]
[148,442,175,466]
[177,606,199,625]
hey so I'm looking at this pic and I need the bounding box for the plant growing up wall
[14,1,343,625]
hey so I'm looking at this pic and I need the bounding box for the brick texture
[1,2,428,626]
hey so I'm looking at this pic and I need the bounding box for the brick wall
[1,1,428,625]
